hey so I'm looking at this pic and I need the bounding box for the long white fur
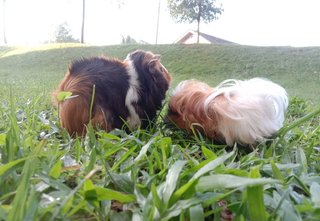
[125,59,141,129]
[204,78,288,145]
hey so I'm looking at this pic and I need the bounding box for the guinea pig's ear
[153,54,161,60]
[124,52,131,61]
[148,54,161,73]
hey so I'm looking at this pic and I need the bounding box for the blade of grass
[151,147,163,171]
[95,187,135,203]
[295,147,308,174]
[109,173,135,194]
[172,150,235,203]
[6,139,44,221]
[162,197,203,221]
[189,204,205,221]
[6,98,21,163]
[201,145,217,159]
[89,85,96,120]
[246,166,268,221]
[111,145,137,171]
[49,159,62,179]
[7,158,35,221]
[0,206,7,221]
[151,183,163,214]
[278,105,320,137]
[270,160,285,181]
[310,182,320,207]
[196,174,279,191]
[162,160,187,205]
[0,157,26,177]
[22,187,40,221]
[158,137,171,167]
[49,166,102,221]
[85,147,96,172]
[134,132,159,162]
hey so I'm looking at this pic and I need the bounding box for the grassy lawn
[0,44,319,220]
[1,43,320,102]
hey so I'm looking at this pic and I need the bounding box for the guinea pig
[167,78,288,146]
[52,50,172,136]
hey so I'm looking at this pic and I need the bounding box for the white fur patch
[171,80,188,96]
[125,59,141,129]
[204,78,288,145]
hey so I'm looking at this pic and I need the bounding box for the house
[174,30,237,45]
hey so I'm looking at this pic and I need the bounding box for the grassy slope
[0,43,319,103]
[0,44,320,221]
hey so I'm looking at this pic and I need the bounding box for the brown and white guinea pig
[167,78,288,146]
[52,50,172,136]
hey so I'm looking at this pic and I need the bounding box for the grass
[0,44,320,220]
[0,43,320,102]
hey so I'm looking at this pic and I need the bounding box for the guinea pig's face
[147,55,172,85]
[126,50,172,85]
[166,98,188,130]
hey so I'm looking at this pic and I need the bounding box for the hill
[0,43,319,103]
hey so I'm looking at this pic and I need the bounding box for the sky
[1,0,320,47]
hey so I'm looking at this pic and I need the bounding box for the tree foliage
[121,35,137,44]
[54,23,79,43]
[167,0,223,43]
[168,0,223,23]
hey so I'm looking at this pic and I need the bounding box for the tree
[54,23,79,43]
[81,0,85,43]
[2,0,7,44]
[121,35,137,44]
[167,0,223,43]
[155,0,161,44]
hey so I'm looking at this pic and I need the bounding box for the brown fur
[52,50,171,136]
[167,80,225,142]
[52,73,94,135]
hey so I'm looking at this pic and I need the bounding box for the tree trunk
[155,0,161,44]
[2,0,7,45]
[196,18,200,43]
[81,0,85,43]
[196,1,201,44]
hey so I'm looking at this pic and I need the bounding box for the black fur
[70,57,130,129]
[53,50,171,136]
[128,50,170,127]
